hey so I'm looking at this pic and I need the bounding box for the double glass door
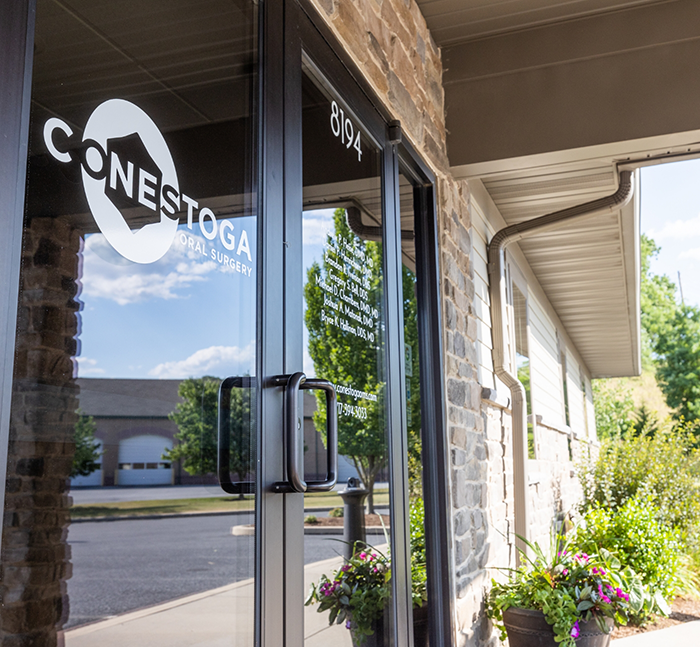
[1,1,420,646]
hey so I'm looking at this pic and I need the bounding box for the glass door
[280,8,415,644]
[2,1,260,645]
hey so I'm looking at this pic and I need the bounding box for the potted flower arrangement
[305,500,428,647]
[486,537,646,647]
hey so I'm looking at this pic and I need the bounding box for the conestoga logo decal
[44,99,251,269]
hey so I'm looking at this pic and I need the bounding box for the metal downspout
[486,170,633,563]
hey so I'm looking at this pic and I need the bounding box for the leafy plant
[305,515,319,524]
[306,499,428,643]
[409,498,428,608]
[306,547,391,643]
[571,499,680,614]
[486,537,645,647]
[329,507,344,518]
[577,424,700,533]
[592,380,635,439]
[655,305,700,423]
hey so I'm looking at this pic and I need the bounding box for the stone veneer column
[1,216,81,647]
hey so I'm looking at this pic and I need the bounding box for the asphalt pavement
[66,513,348,628]
[69,483,390,505]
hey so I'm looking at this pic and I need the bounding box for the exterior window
[559,342,571,428]
[581,367,590,438]
[512,284,535,459]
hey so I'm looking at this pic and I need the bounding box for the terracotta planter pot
[503,608,613,647]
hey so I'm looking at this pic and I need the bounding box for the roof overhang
[412,0,700,379]
[460,151,641,379]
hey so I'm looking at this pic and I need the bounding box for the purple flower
[570,621,580,639]
[346,620,352,630]
[615,587,630,602]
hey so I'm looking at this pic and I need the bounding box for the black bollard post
[339,477,369,561]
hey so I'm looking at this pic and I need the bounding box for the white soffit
[467,159,641,379]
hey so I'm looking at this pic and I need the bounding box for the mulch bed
[612,597,700,638]
[304,513,390,527]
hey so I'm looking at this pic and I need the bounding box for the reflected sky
[77,216,257,379]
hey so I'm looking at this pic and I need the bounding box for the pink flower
[562,569,569,576]
[359,552,367,560]
[570,621,580,639]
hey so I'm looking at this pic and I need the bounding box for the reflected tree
[71,410,102,478]
[165,376,254,497]
[305,209,387,512]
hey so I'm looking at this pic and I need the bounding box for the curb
[70,505,343,524]
[231,524,389,536]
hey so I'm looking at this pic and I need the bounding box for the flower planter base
[351,605,429,647]
[503,608,613,647]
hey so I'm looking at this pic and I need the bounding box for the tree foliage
[594,234,700,428]
[304,209,387,510]
[592,380,635,440]
[71,410,102,478]
[655,306,700,422]
[639,235,678,369]
[165,376,254,491]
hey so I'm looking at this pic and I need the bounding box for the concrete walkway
[611,620,700,645]
[64,554,353,647]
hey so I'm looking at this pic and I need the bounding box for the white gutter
[486,169,634,563]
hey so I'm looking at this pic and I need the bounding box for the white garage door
[117,435,173,486]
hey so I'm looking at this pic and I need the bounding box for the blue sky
[76,210,335,380]
[641,160,700,308]
[77,217,257,380]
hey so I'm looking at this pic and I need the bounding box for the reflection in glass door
[300,65,394,647]
[2,1,259,645]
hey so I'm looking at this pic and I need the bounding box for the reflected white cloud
[149,341,255,379]
[76,357,105,376]
[303,209,335,246]
[647,213,700,239]
[81,233,216,305]
[680,247,700,260]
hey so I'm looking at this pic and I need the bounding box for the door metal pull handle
[218,376,256,495]
[272,372,338,493]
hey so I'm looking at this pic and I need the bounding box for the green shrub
[577,423,700,534]
[304,515,318,524]
[572,499,680,607]
[409,498,427,607]
[328,507,344,518]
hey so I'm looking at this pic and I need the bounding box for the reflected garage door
[117,435,173,486]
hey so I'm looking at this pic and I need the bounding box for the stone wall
[1,216,80,647]
[454,396,593,647]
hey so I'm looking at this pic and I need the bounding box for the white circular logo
[80,99,179,264]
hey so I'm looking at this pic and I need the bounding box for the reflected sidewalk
[64,555,351,647]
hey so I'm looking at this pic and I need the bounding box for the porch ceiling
[467,160,641,379]
[415,0,664,46]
